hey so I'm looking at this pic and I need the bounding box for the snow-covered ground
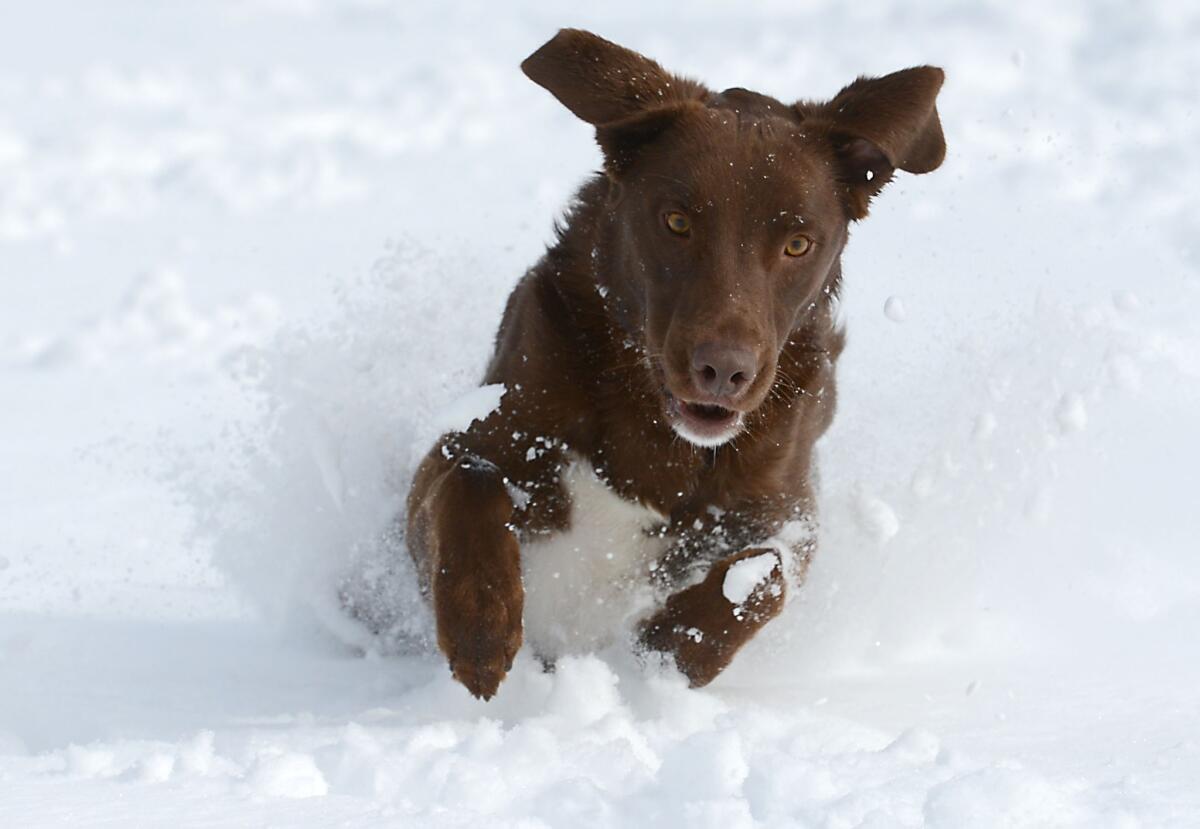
[2,1,1199,825]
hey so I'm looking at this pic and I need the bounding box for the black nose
[690,342,758,400]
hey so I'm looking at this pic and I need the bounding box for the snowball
[884,295,907,322]
[722,553,779,605]
[855,494,900,543]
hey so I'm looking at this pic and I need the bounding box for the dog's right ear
[799,66,946,220]
[521,29,706,126]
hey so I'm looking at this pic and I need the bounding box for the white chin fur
[669,413,744,448]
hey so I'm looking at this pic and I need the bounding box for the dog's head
[523,30,945,447]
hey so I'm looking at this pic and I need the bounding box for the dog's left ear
[801,66,946,219]
[522,29,708,176]
[521,29,706,125]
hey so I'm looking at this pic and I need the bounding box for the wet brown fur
[403,30,946,699]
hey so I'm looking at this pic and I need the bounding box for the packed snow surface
[3,1,1200,826]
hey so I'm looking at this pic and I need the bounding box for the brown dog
[404,29,945,699]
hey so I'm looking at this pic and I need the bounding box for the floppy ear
[800,66,946,219]
[521,28,707,126]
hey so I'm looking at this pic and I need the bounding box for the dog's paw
[639,548,784,687]
[433,541,524,700]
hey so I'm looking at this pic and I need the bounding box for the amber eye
[664,211,691,235]
[784,235,812,257]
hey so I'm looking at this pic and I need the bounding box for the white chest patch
[521,455,669,659]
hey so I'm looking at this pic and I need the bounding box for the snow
[522,457,667,658]
[433,382,506,435]
[3,0,1200,826]
[1054,391,1089,433]
[854,493,902,544]
[722,553,780,606]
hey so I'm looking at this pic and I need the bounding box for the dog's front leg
[639,548,786,687]
[408,452,522,700]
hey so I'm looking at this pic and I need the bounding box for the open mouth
[666,395,745,447]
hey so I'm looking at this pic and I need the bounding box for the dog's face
[601,102,852,446]
[524,30,946,446]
